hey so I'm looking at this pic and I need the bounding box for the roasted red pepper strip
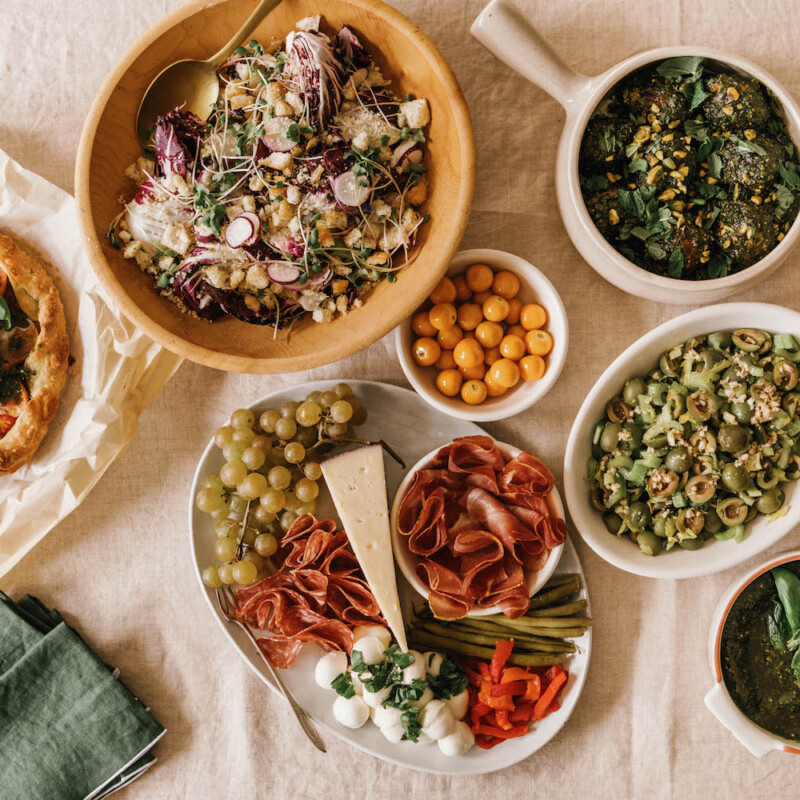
[522,674,541,703]
[490,680,527,697]
[474,724,530,740]
[485,694,514,711]
[499,667,535,684]
[510,703,534,724]
[495,708,513,731]
[463,666,482,687]
[542,665,564,684]
[489,639,514,683]
[533,670,567,720]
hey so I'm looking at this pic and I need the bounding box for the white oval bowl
[396,248,568,422]
[705,549,800,757]
[564,302,800,579]
[390,439,564,614]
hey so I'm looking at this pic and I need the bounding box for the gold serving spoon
[136,0,285,143]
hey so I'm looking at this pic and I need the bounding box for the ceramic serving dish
[564,302,800,579]
[471,0,800,305]
[705,549,800,757]
[76,0,475,374]
[390,440,565,614]
[395,249,568,422]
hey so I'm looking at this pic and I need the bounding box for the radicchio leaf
[170,260,224,320]
[154,107,207,177]
[335,26,369,68]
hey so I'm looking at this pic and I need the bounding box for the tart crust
[0,234,69,474]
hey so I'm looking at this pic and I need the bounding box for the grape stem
[319,437,406,468]
[236,499,253,560]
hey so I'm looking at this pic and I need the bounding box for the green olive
[689,429,716,455]
[591,487,607,511]
[665,445,692,473]
[665,388,687,418]
[732,329,772,353]
[756,488,785,515]
[622,378,646,407]
[717,424,751,454]
[700,349,725,370]
[619,422,643,452]
[756,466,780,490]
[677,508,705,535]
[685,474,717,504]
[730,401,752,425]
[716,497,748,526]
[653,515,669,538]
[648,470,680,498]
[659,352,680,378]
[707,331,732,351]
[782,392,800,418]
[687,390,715,420]
[636,530,662,556]
[606,397,631,423]
[603,512,624,534]
[628,501,652,529]
[703,513,723,535]
[679,535,705,550]
[600,422,623,453]
[787,456,800,481]
[774,360,799,391]
[721,463,750,492]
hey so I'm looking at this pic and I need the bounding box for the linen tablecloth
[2,0,799,797]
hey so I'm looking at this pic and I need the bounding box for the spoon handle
[208,0,286,67]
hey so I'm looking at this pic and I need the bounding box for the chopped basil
[400,707,422,742]
[331,672,355,698]
[384,644,414,669]
[427,657,468,700]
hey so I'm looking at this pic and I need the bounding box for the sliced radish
[284,267,331,291]
[390,139,418,169]
[225,212,260,248]
[193,224,216,243]
[261,116,298,153]
[267,263,302,284]
[333,169,370,207]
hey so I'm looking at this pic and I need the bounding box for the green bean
[431,622,577,652]
[526,599,587,618]
[408,631,567,666]
[482,613,593,630]
[527,576,580,608]
[438,616,576,644]
[416,622,574,654]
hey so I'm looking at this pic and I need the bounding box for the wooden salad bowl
[76,0,475,373]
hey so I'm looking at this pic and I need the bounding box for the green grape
[243,551,265,570]
[233,427,256,446]
[294,477,319,502]
[280,400,300,419]
[218,563,236,585]
[346,394,361,412]
[267,447,285,466]
[215,537,238,561]
[222,441,248,462]
[260,410,280,433]
[330,400,353,423]
[251,434,271,451]
[284,442,306,464]
[214,426,234,448]
[283,491,301,512]
[268,465,292,491]
[204,474,225,492]
[350,406,368,427]
[255,533,278,557]
[242,446,266,471]
[238,472,269,501]
[294,426,318,448]
[318,390,338,409]
[215,519,236,538]
[280,510,298,532]
[220,460,248,488]
[196,488,225,513]
[326,421,348,439]
[242,526,258,547]
[231,409,255,429]
[260,487,286,513]
[296,401,322,427]
[211,505,231,522]
[229,494,248,515]
[254,505,276,526]
[275,417,297,440]
[297,501,317,516]
[306,390,323,403]
[333,382,352,398]
[232,560,258,585]
[303,461,322,480]
[202,565,223,588]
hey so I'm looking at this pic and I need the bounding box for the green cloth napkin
[0,593,165,800]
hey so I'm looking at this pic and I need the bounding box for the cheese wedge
[322,444,408,651]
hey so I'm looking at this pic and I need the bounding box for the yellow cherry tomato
[505,297,523,326]
[506,323,527,340]
[484,372,508,397]
[456,302,483,331]
[429,276,457,305]
[436,368,463,397]
[435,349,457,370]
[465,263,494,293]
[412,310,437,337]
[454,338,484,369]
[428,303,457,331]
[482,295,510,323]
[472,289,492,306]
[499,334,526,361]
[520,354,546,381]
[520,303,548,331]
[461,379,488,405]
[492,270,520,300]
[437,325,464,350]
[525,329,553,356]
[453,274,472,302]
[483,345,502,366]
[459,363,486,380]
[489,358,521,389]
[475,320,504,348]
[412,337,441,367]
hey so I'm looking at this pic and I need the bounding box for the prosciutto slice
[397,436,564,620]
[235,514,384,668]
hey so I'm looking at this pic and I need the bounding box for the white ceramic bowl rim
[390,438,564,615]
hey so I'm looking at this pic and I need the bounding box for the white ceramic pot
[471,0,800,304]
[705,549,800,757]
[390,440,564,614]
[563,302,800,579]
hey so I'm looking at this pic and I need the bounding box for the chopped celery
[672,491,687,509]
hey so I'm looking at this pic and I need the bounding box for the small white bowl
[390,439,564,615]
[705,549,800,757]
[396,248,568,422]
[564,302,800,580]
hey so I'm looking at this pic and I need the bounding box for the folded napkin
[0,593,165,800]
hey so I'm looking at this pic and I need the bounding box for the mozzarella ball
[423,651,445,677]
[362,685,392,709]
[408,686,434,709]
[381,723,405,743]
[371,704,402,729]
[444,689,469,720]
[314,651,349,690]
[416,731,435,745]
[332,695,370,729]
[438,721,475,756]
[353,625,392,650]
[401,650,427,683]
[420,699,456,741]
[353,635,386,666]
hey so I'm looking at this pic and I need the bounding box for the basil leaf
[0,297,11,331]
[767,600,791,650]
[731,135,767,157]
[656,56,706,82]
[331,672,355,698]
[629,157,648,174]
[647,241,667,261]
[350,649,367,673]
[400,707,421,742]
[707,151,722,179]
[584,174,609,191]
[684,80,711,112]
[667,247,685,278]
[617,188,645,219]
[780,161,800,190]
[684,119,709,142]
[385,643,414,669]
[775,184,795,218]
[772,567,800,632]
[705,251,730,279]
[428,656,468,700]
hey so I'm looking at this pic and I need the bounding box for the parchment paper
[0,149,182,577]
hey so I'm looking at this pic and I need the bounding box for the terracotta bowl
[76,0,475,373]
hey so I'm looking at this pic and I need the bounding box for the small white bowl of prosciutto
[389,435,565,618]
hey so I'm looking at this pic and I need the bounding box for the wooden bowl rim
[75,0,476,374]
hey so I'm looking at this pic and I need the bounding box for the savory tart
[0,234,68,474]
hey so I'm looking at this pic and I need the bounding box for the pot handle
[704,682,777,758]
[470,0,591,111]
